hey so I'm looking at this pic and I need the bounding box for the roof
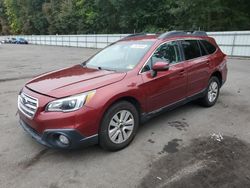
[120,31,208,42]
[120,33,159,42]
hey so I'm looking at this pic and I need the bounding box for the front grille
[18,92,38,119]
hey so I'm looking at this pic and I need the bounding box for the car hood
[26,65,126,98]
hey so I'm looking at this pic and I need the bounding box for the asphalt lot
[0,44,250,188]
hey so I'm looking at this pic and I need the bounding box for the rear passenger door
[180,40,211,97]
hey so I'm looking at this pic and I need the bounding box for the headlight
[46,90,95,112]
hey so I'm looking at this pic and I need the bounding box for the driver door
[140,41,188,112]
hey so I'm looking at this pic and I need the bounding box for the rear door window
[200,40,217,54]
[181,40,201,60]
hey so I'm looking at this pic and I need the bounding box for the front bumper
[19,118,98,149]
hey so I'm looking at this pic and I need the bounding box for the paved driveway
[0,44,250,187]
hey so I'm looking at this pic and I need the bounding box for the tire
[200,76,220,107]
[99,101,139,151]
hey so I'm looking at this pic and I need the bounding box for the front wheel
[200,76,220,107]
[99,101,139,151]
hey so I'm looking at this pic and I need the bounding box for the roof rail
[123,33,158,40]
[158,31,187,39]
[158,30,207,39]
[123,33,147,39]
[192,31,208,36]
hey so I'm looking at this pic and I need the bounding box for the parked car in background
[16,38,28,44]
[6,38,12,43]
[18,31,227,151]
[10,38,17,44]
[1,38,11,44]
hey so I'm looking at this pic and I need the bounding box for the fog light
[59,135,70,145]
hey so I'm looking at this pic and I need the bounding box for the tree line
[0,0,250,35]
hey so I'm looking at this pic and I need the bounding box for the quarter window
[199,41,208,56]
[200,40,217,54]
[141,41,181,72]
[181,40,201,60]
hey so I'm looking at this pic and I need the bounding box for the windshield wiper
[82,64,117,72]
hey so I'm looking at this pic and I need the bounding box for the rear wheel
[99,101,139,151]
[200,76,220,107]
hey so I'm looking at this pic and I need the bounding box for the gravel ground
[0,44,250,188]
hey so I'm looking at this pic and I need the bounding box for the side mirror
[152,61,170,72]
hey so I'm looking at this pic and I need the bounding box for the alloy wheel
[108,110,135,144]
[208,81,219,103]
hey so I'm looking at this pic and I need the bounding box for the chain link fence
[209,31,250,57]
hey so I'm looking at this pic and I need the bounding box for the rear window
[200,40,217,54]
[181,40,201,60]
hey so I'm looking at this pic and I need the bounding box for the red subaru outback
[18,31,227,150]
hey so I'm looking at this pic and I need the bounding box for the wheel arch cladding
[211,71,222,87]
[108,96,141,115]
[100,96,142,126]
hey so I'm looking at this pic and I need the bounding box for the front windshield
[86,41,154,71]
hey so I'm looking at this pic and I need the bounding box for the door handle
[179,69,185,75]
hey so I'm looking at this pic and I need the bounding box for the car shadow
[138,101,200,133]
[45,101,201,158]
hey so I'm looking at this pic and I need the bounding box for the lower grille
[20,119,40,136]
[18,92,38,119]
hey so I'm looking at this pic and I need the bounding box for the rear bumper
[19,118,98,149]
[221,59,228,86]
